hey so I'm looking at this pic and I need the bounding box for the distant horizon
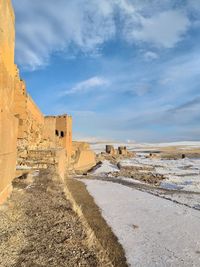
[73,137,200,145]
[13,0,200,142]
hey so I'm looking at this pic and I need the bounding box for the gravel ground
[0,169,100,267]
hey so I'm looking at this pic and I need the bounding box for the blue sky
[12,0,200,142]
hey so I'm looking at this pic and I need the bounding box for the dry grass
[64,177,128,267]
[159,148,200,159]
[144,146,200,159]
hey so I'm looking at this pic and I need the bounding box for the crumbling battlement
[71,142,96,172]
[45,115,72,159]
[13,68,72,168]
[0,0,96,204]
[0,0,72,204]
[14,77,54,166]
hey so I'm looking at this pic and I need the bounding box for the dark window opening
[55,130,59,136]
[60,131,65,137]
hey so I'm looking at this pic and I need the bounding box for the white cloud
[12,1,192,70]
[63,76,109,95]
[144,51,159,60]
[13,0,116,70]
[126,10,190,48]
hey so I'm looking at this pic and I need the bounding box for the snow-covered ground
[92,160,119,175]
[90,141,200,153]
[90,156,200,192]
[90,142,200,193]
[83,179,200,267]
[120,156,200,193]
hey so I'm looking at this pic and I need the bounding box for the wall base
[0,183,13,205]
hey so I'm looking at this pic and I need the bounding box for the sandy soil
[0,169,100,267]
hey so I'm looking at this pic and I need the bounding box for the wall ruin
[0,0,96,204]
[0,0,18,204]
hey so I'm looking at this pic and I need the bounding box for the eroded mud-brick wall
[14,84,55,165]
[45,115,72,162]
[72,142,96,172]
[0,0,94,199]
[14,87,73,167]
[0,0,18,204]
[56,115,72,159]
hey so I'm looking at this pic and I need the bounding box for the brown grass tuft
[64,177,128,267]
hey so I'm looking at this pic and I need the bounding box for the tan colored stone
[118,146,127,155]
[0,0,18,204]
[72,142,96,172]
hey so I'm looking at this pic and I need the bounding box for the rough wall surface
[0,0,18,204]
[14,85,52,166]
[56,115,72,159]
[45,115,72,161]
[72,142,96,172]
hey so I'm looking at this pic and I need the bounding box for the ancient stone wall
[0,0,15,76]
[0,0,95,205]
[72,142,96,172]
[0,0,18,204]
[56,115,72,159]
[44,116,56,142]
[45,115,72,161]
[27,95,44,125]
[13,78,57,167]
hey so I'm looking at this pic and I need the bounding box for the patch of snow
[91,142,200,192]
[83,179,200,267]
[120,157,200,193]
[115,176,146,185]
[16,166,32,170]
[92,160,119,175]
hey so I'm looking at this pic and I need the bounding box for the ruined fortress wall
[72,142,96,172]
[56,115,72,159]
[44,115,73,159]
[14,80,46,153]
[0,0,94,201]
[73,150,96,172]
[0,0,18,204]
[0,0,15,77]
[14,80,27,138]
[55,149,67,181]
[27,95,44,125]
[44,116,57,144]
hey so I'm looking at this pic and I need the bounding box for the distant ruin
[105,145,128,156]
[0,0,96,204]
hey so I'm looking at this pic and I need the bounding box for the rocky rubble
[111,165,165,185]
[93,146,164,185]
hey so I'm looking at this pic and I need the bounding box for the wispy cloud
[13,0,116,70]
[169,96,200,113]
[13,0,193,70]
[63,76,109,95]
[13,1,200,142]
[143,51,159,61]
[125,10,190,48]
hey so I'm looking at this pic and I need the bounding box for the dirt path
[0,169,100,267]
